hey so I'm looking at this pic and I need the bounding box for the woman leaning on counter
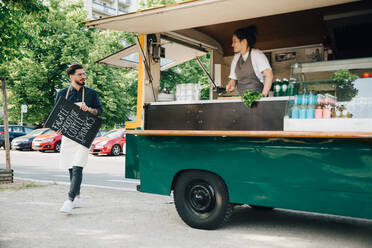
[226,25,273,97]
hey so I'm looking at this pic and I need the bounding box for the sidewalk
[1,180,372,248]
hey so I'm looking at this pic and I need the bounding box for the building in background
[84,0,138,19]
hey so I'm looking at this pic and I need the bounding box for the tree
[5,0,137,128]
[0,0,46,67]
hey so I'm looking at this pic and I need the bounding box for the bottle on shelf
[274,78,281,97]
[288,78,298,96]
[281,78,289,96]
[299,91,307,119]
[291,95,300,119]
[315,103,323,119]
[306,91,316,119]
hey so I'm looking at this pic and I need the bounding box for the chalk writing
[45,98,102,148]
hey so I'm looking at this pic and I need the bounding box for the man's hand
[55,130,62,135]
[80,104,98,115]
[80,104,89,112]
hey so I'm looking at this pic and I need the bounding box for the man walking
[55,64,103,214]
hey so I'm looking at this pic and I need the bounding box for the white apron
[59,87,90,169]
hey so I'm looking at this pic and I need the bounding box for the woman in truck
[226,25,273,97]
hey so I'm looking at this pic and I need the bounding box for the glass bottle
[274,78,281,97]
[291,96,300,119]
[281,78,289,96]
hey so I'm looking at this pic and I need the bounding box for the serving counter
[144,97,289,131]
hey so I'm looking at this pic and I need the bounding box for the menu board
[45,97,102,148]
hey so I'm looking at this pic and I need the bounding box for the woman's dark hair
[67,64,84,76]
[233,25,258,48]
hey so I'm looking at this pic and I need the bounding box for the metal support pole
[1,77,11,171]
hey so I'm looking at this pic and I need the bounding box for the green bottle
[281,78,289,96]
[274,78,281,97]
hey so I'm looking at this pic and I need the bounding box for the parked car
[95,129,107,138]
[32,131,62,153]
[11,128,52,151]
[90,129,126,156]
[0,125,34,149]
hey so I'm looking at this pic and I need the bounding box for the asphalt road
[0,149,138,190]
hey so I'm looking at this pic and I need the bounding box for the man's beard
[75,80,85,86]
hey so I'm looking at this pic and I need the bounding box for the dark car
[0,125,34,149]
[11,128,52,151]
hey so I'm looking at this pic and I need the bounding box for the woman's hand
[226,79,237,92]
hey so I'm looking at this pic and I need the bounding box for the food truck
[85,0,372,229]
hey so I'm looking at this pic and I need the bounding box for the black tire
[249,205,274,211]
[54,142,61,153]
[173,171,233,230]
[111,144,121,156]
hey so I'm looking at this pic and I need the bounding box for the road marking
[15,171,38,175]
[14,177,138,192]
[105,179,140,184]
[53,175,69,178]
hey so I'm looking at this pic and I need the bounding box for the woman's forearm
[262,69,273,97]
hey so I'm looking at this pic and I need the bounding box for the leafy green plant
[330,69,359,102]
[242,90,264,108]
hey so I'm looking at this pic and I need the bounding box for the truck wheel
[54,142,61,153]
[249,205,274,211]
[174,171,232,230]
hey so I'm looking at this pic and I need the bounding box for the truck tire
[174,171,232,230]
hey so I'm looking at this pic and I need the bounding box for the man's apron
[59,87,90,169]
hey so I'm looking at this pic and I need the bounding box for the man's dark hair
[67,64,84,76]
[233,25,258,49]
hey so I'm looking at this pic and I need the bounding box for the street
[0,149,138,190]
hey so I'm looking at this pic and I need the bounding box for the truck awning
[84,0,357,34]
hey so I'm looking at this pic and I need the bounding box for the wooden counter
[125,130,372,139]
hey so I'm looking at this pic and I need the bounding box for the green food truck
[85,0,372,229]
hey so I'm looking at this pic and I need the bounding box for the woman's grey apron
[59,87,90,169]
[235,53,263,96]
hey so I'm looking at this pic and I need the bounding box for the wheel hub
[188,183,215,213]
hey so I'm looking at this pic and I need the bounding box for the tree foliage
[3,0,137,128]
[0,0,46,67]
[138,0,183,9]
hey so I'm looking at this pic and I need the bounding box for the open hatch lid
[97,36,207,71]
[84,0,357,34]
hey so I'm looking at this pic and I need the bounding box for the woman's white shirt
[229,48,272,84]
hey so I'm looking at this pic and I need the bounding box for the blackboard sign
[45,97,102,148]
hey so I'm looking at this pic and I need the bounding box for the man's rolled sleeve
[93,91,103,116]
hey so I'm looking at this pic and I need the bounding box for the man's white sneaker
[73,198,83,208]
[60,200,73,214]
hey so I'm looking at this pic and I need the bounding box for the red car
[90,129,126,156]
[32,131,62,153]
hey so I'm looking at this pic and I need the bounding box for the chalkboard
[45,97,102,148]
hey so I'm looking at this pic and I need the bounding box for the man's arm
[91,91,103,116]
